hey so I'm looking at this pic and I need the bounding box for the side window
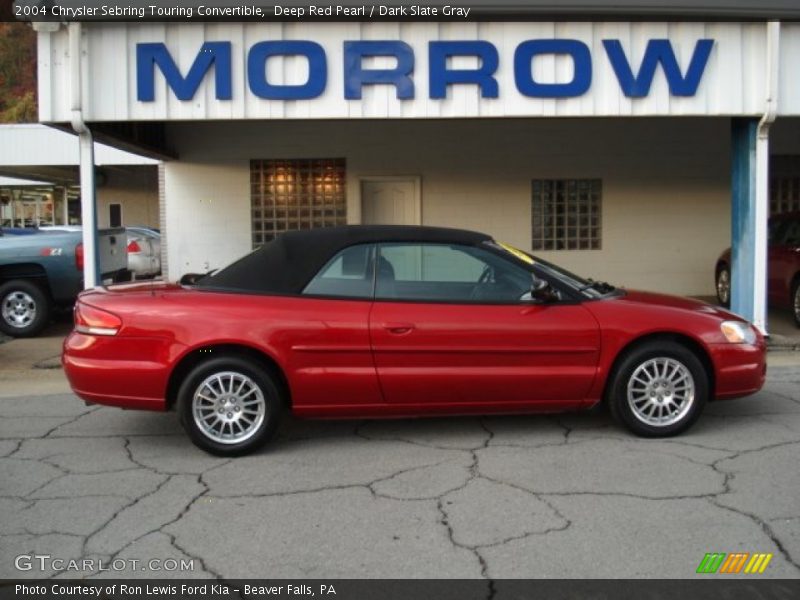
[769,219,789,245]
[109,203,122,228]
[379,244,485,282]
[303,244,375,299]
[376,243,531,303]
[784,220,800,245]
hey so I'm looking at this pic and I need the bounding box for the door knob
[383,323,414,334]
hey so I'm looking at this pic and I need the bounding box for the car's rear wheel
[792,278,800,328]
[177,356,284,456]
[716,265,730,307]
[608,341,708,437]
[0,279,51,338]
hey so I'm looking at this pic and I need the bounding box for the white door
[361,179,420,225]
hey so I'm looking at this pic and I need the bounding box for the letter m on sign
[696,553,726,574]
[137,42,232,102]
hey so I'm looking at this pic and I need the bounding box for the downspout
[68,22,99,289]
[751,21,780,334]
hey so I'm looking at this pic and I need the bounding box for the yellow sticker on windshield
[497,242,535,265]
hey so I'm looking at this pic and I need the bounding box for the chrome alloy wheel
[716,269,730,304]
[626,358,695,427]
[1,291,36,329]
[192,371,266,444]
[794,284,800,323]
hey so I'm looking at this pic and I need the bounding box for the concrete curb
[767,334,800,351]
[33,355,63,369]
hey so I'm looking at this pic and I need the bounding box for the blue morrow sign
[136,38,714,102]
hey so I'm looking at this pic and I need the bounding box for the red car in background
[715,213,800,326]
[63,226,766,456]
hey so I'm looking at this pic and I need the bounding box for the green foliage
[0,23,37,123]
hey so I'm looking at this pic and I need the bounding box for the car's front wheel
[177,356,284,456]
[716,265,731,307]
[792,278,800,328]
[608,341,708,437]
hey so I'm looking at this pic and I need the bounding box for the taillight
[75,243,84,270]
[127,240,142,254]
[74,301,122,336]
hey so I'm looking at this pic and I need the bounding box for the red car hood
[619,289,743,320]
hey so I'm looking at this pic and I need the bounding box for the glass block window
[250,158,346,248]
[770,175,800,216]
[531,179,602,251]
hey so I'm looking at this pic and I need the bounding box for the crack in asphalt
[39,407,101,439]
[77,439,235,579]
[707,498,800,572]
[549,416,574,442]
[1,388,799,579]
[435,497,494,598]
[80,472,171,558]
[161,465,236,580]
[705,440,800,572]
[433,418,497,589]
[3,439,24,458]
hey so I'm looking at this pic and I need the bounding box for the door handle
[383,323,415,334]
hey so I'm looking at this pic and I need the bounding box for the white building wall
[96,167,159,229]
[164,161,251,275]
[164,118,730,296]
[37,21,800,122]
[0,124,159,167]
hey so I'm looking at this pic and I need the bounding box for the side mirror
[179,273,204,285]
[180,269,218,285]
[529,277,558,303]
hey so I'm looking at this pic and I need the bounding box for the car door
[767,218,789,304]
[293,243,384,409]
[369,242,601,409]
[769,219,800,307]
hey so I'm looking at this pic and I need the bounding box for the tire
[177,356,284,456]
[792,278,800,328]
[0,279,51,338]
[715,264,730,307]
[608,341,708,437]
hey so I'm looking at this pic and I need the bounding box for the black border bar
[7,0,800,22]
[2,580,800,600]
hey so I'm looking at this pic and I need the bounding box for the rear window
[302,244,375,299]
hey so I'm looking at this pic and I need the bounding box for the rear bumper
[62,332,174,411]
[709,341,767,400]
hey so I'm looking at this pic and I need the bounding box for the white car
[125,227,161,279]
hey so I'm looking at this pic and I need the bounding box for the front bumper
[709,340,767,400]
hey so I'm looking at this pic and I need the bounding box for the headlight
[720,321,757,344]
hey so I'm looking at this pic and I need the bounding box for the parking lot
[1,319,799,580]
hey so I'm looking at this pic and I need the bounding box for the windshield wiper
[578,278,616,294]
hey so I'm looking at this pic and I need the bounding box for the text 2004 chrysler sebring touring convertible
[62,226,766,456]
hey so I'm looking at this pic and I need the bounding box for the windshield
[486,241,616,298]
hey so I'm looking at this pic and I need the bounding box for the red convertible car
[715,212,800,326]
[63,226,766,456]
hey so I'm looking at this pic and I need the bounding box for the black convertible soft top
[195,225,492,294]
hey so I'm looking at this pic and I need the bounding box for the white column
[79,131,98,289]
[62,187,69,225]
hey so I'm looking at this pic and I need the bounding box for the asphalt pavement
[0,323,799,580]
